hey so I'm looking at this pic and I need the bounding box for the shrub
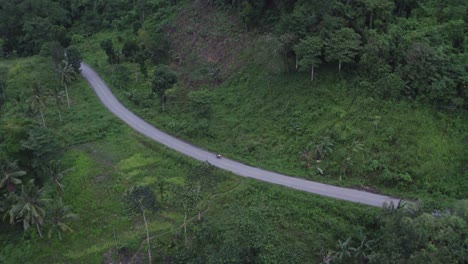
[124,186,157,214]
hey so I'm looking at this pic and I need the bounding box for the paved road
[81,63,401,207]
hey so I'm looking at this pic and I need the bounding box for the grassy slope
[196,68,467,199]
[0,57,379,263]
[77,8,467,204]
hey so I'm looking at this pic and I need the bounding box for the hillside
[0,0,467,263]
[78,1,467,201]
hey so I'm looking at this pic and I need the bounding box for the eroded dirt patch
[165,2,252,89]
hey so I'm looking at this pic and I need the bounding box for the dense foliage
[216,0,467,108]
[0,57,78,241]
[2,0,465,106]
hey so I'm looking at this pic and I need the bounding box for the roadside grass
[207,180,379,257]
[200,68,467,201]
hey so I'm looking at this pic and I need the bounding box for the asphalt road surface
[81,62,401,208]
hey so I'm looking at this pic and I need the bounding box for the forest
[0,0,467,263]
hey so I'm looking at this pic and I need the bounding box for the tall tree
[28,83,47,127]
[122,39,140,81]
[100,39,118,64]
[48,86,66,123]
[173,184,197,245]
[124,186,157,263]
[396,41,450,101]
[360,30,391,80]
[47,199,77,240]
[140,201,152,264]
[325,28,361,72]
[65,46,82,73]
[152,65,177,111]
[43,160,67,197]
[359,0,395,29]
[6,180,49,238]
[187,163,217,221]
[56,60,77,109]
[294,36,324,81]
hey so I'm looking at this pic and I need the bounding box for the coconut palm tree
[56,60,76,109]
[48,86,66,123]
[47,199,77,240]
[350,232,374,264]
[7,179,49,238]
[311,136,334,162]
[0,160,26,193]
[43,160,68,197]
[28,83,47,127]
[335,237,353,262]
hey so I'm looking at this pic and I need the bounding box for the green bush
[124,186,157,214]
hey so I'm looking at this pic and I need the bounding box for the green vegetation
[0,0,467,263]
[0,56,396,263]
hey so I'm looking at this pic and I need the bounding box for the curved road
[81,63,401,207]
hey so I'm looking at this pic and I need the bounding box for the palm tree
[348,140,364,154]
[43,160,68,197]
[340,140,365,181]
[28,83,47,127]
[139,201,152,264]
[0,160,26,193]
[335,237,352,262]
[7,179,50,238]
[312,136,334,162]
[350,232,374,264]
[48,86,66,122]
[56,60,76,109]
[47,199,77,240]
